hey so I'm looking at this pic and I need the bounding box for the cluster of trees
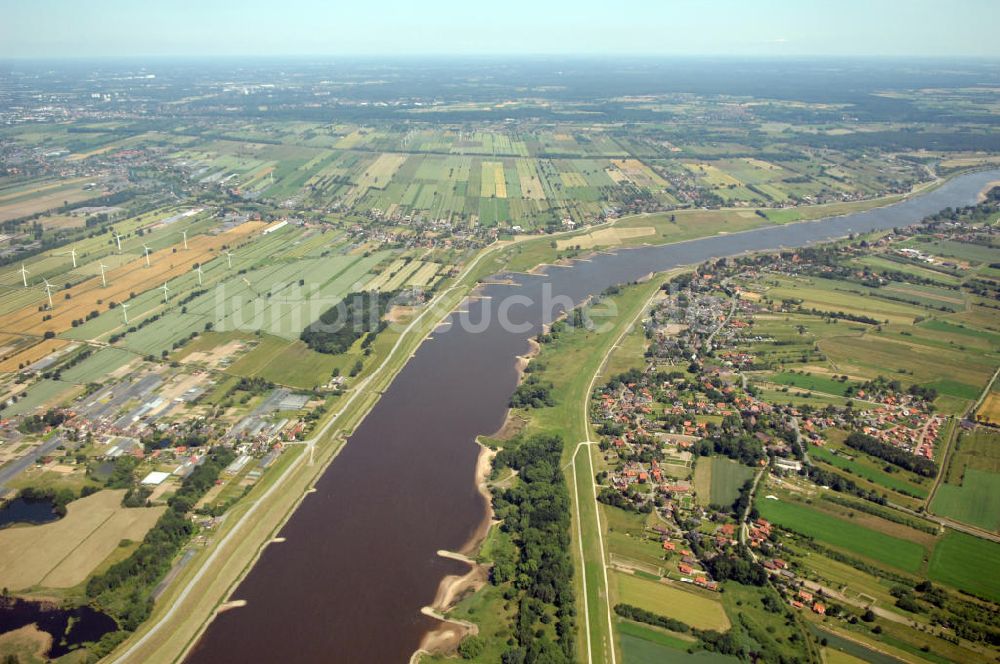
[798,307,881,325]
[806,465,887,504]
[231,376,275,395]
[492,434,575,663]
[731,478,757,517]
[693,433,766,467]
[300,291,394,355]
[17,408,66,434]
[703,549,769,586]
[850,375,938,403]
[509,375,555,409]
[86,447,235,630]
[844,431,937,477]
[613,604,690,633]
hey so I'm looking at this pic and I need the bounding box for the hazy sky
[2,0,999,59]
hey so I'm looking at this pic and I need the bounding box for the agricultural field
[0,177,105,222]
[693,456,755,507]
[931,428,1000,531]
[756,496,927,573]
[734,259,1000,416]
[928,530,1000,603]
[612,571,730,632]
[0,490,165,591]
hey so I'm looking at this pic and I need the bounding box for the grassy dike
[424,272,671,664]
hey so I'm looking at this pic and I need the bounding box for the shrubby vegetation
[509,375,555,409]
[491,434,575,663]
[300,291,394,355]
[844,431,937,477]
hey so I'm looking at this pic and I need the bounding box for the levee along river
[186,169,1000,663]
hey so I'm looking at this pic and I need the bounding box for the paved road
[0,434,63,491]
[739,467,766,560]
[787,416,811,465]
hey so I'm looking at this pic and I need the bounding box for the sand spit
[410,440,498,662]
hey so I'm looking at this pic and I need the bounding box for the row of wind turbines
[13,229,236,320]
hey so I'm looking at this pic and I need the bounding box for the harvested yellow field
[494,164,507,198]
[605,167,629,184]
[683,162,742,187]
[556,226,656,250]
[516,159,545,199]
[976,393,1000,425]
[743,157,782,171]
[406,261,442,288]
[611,158,669,188]
[382,260,423,291]
[0,179,86,204]
[40,214,87,230]
[0,489,165,591]
[65,142,124,162]
[941,155,1000,169]
[343,153,408,206]
[0,181,100,223]
[359,154,407,190]
[334,129,367,149]
[0,337,71,373]
[481,162,507,198]
[0,221,266,340]
[362,258,407,291]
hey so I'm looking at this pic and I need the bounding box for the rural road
[0,434,65,491]
[797,578,911,626]
[740,467,766,560]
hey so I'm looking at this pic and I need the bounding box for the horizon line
[3,52,1000,62]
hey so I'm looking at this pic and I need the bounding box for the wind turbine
[241,276,259,297]
[99,262,109,287]
[42,279,54,309]
[143,244,152,268]
[160,282,170,303]
[195,264,203,286]
[64,248,78,268]
[181,230,188,250]
[225,251,233,269]
[17,264,29,288]
[120,302,130,325]
[114,232,123,253]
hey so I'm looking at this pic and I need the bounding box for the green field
[931,428,1000,531]
[4,379,79,416]
[930,468,1000,532]
[58,347,136,384]
[767,371,853,396]
[756,498,926,572]
[694,456,755,507]
[620,631,738,664]
[613,571,730,631]
[928,530,1000,602]
[809,445,929,499]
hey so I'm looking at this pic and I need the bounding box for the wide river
[187,169,1000,663]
